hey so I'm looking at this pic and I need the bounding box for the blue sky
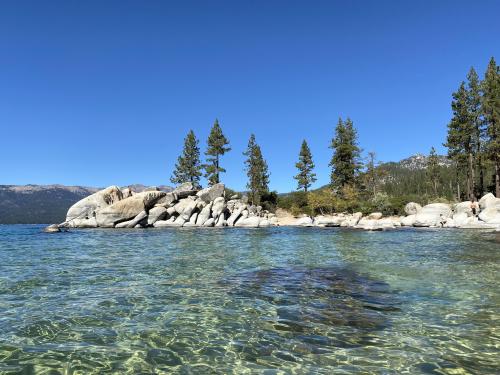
[1,1,499,192]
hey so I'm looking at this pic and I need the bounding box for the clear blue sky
[1,1,498,192]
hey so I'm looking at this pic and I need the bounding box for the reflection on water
[0,225,499,374]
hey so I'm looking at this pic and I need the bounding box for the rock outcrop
[61,183,277,229]
[57,186,500,232]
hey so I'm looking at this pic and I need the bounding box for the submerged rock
[220,266,400,345]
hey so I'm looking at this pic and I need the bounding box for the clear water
[0,225,498,374]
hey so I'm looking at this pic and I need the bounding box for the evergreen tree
[467,67,485,196]
[243,134,270,205]
[363,151,386,198]
[170,130,202,187]
[329,117,362,191]
[427,147,440,196]
[482,57,500,197]
[203,119,231,186]
[294,140,316,192]
[444,82,475,200]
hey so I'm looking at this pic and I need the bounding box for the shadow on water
[220,265,401,354]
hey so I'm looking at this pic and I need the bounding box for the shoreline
[43,183,500,233]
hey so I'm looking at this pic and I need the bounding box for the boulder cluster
[293,193,500,230]
[53,185,500,231]
[60,183,278,229]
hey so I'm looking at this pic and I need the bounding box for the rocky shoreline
[44,183,500,232]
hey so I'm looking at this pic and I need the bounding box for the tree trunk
[469,152,475,200]
[496,159,500,198]
[478,154,484,196]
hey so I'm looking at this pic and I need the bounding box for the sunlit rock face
[220,266,400,347]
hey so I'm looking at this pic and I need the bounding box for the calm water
[0,225,498,374]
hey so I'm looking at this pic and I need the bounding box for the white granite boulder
[196,183,225,203]
[414,203,452,227]
[96,191,165,228]
[404,202,422,216]
[66,185,123,222]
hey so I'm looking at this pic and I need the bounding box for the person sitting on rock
[470,199,479,217]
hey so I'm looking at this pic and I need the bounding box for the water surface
[0,225,498,374]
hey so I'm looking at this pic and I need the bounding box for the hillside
[0,184,173,224]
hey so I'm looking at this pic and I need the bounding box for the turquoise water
[0,225,498,374]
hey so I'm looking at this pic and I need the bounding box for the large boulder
[147,206,168,226]
[66,217,98,228]
[479,193,500,210]
[211,197,226,219]
[172,182,198,199]
[454,201,473,216]
[314,215,344,227]
[196,183,225,203]
[181,200,198,220]
[340,212,363,227]
[404,202,422,216]
[66,186,123,221]
[401,215,416,226]
[234,216,261,227]
[154,192,177,207]
[414,203,452,227]
[96,191,165,228]
[174,198,193,215]
[115,211,148,228]
[479,205,500,224]
[227,206,245,226]
[196,202,213,226]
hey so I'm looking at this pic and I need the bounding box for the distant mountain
[397,153,453,170]
[0,184,173,224]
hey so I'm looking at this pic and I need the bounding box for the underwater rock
[220,266,400,340]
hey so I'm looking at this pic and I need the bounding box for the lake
[0,225,498,374]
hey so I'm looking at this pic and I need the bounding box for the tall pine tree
[427,147,440,197]
[482,57,500,197]
[243,134,270,205]
[329,117,361,191]
[294,140,316,192]
[170,130,202,188]
[467,67,484,196]
[203,119,231,186]
[444,82,475,200]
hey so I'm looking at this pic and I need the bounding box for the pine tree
[467,67,484,196]
[243,134,270,205]
[170,130,202,188]
[329,117,362,191]
[364,151,385,198]
[294,140,316,192]
[482,57,500,197]
[203,119,231,186]
[444,82,475,200]
[427,147,440,196]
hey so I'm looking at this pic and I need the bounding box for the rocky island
[45,183,500,232]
